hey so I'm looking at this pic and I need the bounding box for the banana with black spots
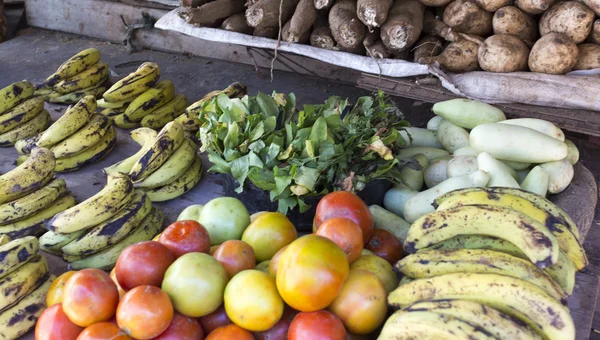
[0,235,9,246]
[54,126,117,172]
[100,107,126,118]
[0,147,55,205]
[39,230,86,255]
[0,255,49,313]
[141,94,189,129]
[0,236,38,279]
[49,85,106,104]
[125,80,175,121]
[113,112,140,129]
[98,98,131,109]
[50,114,112,158]
[143,156,203,202]
[37,95,96,148]
[129,121,184,181]
[103,127,158,175]
[134,138,197,189]
[0,96,45,134]
[0,109,51,147]
[47,173,134,234]
[14,134,41,155]
[103,62,160,102]
[0,80,34,114]
[0,178,66,224]
[40,48,101,87]
[53,62,108,94]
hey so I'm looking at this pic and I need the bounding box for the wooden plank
[571,270,600,340]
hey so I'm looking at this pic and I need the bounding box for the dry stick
[270,0,285,82]
[412,35,444,63]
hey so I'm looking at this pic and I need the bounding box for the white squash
[432,99,506,129]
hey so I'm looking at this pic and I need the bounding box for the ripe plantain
[14,133,41,155]
[49,84,106,104]
[0,255,49,313]
[0,109,51,147]
[39,230,86,255]
[134,138,197,189]
[37,95,96,148]
[103,62,160,102]
[0,96,45,134]
[0,236,39,279]
[143,156,203,202]
[0,147,55,205]
[103,127,158,175]
[129,121,184,181]
[41,48,101,87]
[125,80,175,121]
[51,114,112,158]
[54,126,117,172]
[0,80,34,114]
[53,62,108,94]
[0,178,66,224]
[113,112,140,129]
[141,94,189,129]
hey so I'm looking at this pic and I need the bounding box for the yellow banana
[103,62,160,102]
[141,94,189,129]
[0,235,9,246]
[100,107,126,118]
[129,121,184,181]
[37,95,96,148]
[125,80,175,121]
[134,138,197,189]
[0,80,35,114]
[0,236,38,279]
[98,98,132,109]
[113,112,140,129]
[0,147,55,205]
[39,230,86,255]
[103,127,158,175]
[51,114,112,158]
[0,255,49,313]
[41,48,102,87]
[54,126,117,172]
[53,62,109,94]
[0,178,67,225]
[0,96,45,134]
[49,85,106,104]
[0,109,51,147]
[143,156,202,202]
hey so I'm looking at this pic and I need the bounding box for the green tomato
[177,204,204,221]
[198,197,250,245]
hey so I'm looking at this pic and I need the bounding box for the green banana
[0,147,55,205]
[398,249,566,301]
[98,98,131,109]
[37,95,96,148]
[39,229,86,255]
[62,191,152,256]
[41,48,101,87]
[434,187,587,270]
[113,112,140,129]
[125,80,175,121]
[50,114,112,158]
[14,133,41,155]
[103,127,158,175]
[0,80,34,114]
[0,109,51,147]
[100,107,126,118]
[47,173,134,234]
[134,138,197,189]
[103,62,160,102]
[0,96,45,134]
[68,207,164,270]
[0,274,54,340]
[0,178,66,225]
[54,126,117,172]
[406,204,560,268]
[402,300,541,340]
[129,121,184,181]
[53,62,108,94]
[144,156,203,202]
[0,255,49,313]
[49,85,106,104]
[141,94,189,129]
[388,273,575,340]
[0,236,38,279]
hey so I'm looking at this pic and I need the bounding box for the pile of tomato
[34,191,404,340]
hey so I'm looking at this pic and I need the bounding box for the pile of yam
[180,0,600,74]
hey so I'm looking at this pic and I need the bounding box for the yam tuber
[329,0,367,49]
[539,1,594,44]
[380,0,425,52]
[413,35,444,63]
[423,11,459,42]
[253,26,279,38]
[573,44,600,70]
[182,0,246,27]
[283,20,311,43]
[421,35,483,72]
[315,0,335,9]
[528,32,579,74]
[246,0,298,29]
[514,0,554,15]
[583,0,600,16]
[222,13,253,34]
[310,27,338,50]
[366,41,392,58]
[181,0,209,7]
[476,34,529,72]
[357,0,393,29]
[492,6,537,47]
[363,29,380,47]
[474,0,512,12]
[417,0,453,8]
[443,0,492,36]
[586,20,600,45]
[287,0,318,42]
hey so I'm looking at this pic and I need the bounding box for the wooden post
[0,0,6,42]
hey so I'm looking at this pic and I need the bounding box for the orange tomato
[328,270,387,334]
[365,229,403,265]
[276,235,349,312]
[117,285,174,339]
[315,217,363,263]
[158,220,211,258]
[115,241,175,290]
[205,324,253,340]
[35,304,83,340]
[110,268,126,299]
[76,322,131,340]
[213,240,256,278]
[152,313,204,340]
[224,270,283,332]
[46,271,77,307]
[268,245,287,277]
[199,305,231,334]
[62,269,119,327]
[350,255,398,294]
[313,191,374,244]
[241,212,297,262]
[288,311,347,340]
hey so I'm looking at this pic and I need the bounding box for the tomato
[365,229,403,265]
[268,245,287,277]
[241,212,297,262]
[76,322,131,340]
[110,268,126,299]
[276,235,349,312]
[177,204,204,222]
[350,255,399,294]
[46,271,76,307]
[255,260,271,274]
[205,324,254,340]
[288,311,347,340]
[152,313,204,340]
[62,269,119,327]
[162,252,228,317]
[35,304,83,340]
[115,241,175,290]
[313,191,374,244]
[198,197,251,245]
[315,217,363,263]
[328,270,387,334]
[199,305,231,334]
[117,285,174,339]
[209,245,219,255]
[224,270,283,331]
[213,240,256,278]
[250,211,268,222]
[254,305,298,340]
[158,220,211,258]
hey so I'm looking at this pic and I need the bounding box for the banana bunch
[0,148,76,239]
[14,95,117,172]
[0,81,50,147]
[35,48,108,104]
[103,122,203,202]
[0,236,55,339]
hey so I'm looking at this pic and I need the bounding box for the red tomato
[365,229,403,265]
[158,221,211,258]
[205,324,254,340]
[46,271,77,307]
[316,217,363,263]
[152,313,204,340]
[314,192,374,244]
[115,241,175,290]
[198,305,231,334]
[117,285,174,339]
[268,245,288,277]
[213,240,256,278]
[254,305,298,340]
[76,322,131,340]
[288,311,347,340]
[35,304,83,340]
[62,269,119,327]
